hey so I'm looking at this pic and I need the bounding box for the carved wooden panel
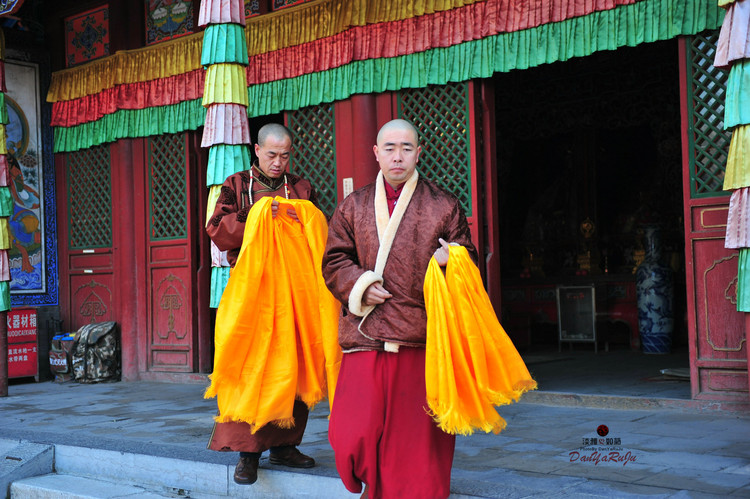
[69,276,114,327]
[694,243,746,360]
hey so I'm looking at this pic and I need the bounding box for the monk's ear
[373,145,379,160]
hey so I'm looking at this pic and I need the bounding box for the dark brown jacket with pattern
[206,166,317,266]
[322,175,477,352]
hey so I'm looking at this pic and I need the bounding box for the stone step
[10,471,359,499]
[10,444,358,499]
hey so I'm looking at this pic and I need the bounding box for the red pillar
[335,94,383,200]
[0,311,7,396]
[111,139,141,380]
[480,81,502,311]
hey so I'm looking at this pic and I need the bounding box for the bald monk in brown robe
[206,123,318,485]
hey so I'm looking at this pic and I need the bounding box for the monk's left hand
[434,238,457,266]
[285,207,300,222]
[271,200,300,222]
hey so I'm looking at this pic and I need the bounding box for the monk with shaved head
[323,119,477,498]
[206,123,319,485]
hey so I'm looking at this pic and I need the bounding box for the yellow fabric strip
[0,218,10,250]
[724,124,750,190]
[47,31,204,103]
[205,184,222,227]
[202,63,249,107]
[424,246,536,435]
[205,197,341,431]
[245,0,485,57]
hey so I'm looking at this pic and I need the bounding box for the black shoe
[233,456,259,484]
[269,447,315,468]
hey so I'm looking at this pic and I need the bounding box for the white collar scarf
[347,170,419,350]
[373,169,419,276]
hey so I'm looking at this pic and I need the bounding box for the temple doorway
[494,39,691,399]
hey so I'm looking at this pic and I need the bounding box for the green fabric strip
[54,98,207,153]
[210,266,231,308]
[0,280,9,311]
[53,0,724,152]
[202,24,249,67]
[0,93,7,125]
[0,187,13,217]
[246,0,725,117]
[207,144,252,186]
[737,248,750,312]
[725,60,750,129]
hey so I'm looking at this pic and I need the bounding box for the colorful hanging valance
[50,0,637,131]
[50,0,725,153]
[245,0,724,118]
[51,69,205,127]
[53,98,206,152]
[243,0,486,57]
[244,0,638,85]
[47,32,204,102]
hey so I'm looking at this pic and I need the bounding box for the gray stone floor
[1,345,748,497]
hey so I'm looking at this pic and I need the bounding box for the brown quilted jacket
[322,176,477,352]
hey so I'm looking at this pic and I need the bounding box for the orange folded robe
[424,245,537,436]
[205,197,341,432]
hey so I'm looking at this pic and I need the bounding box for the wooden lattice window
[288,103,337,218]
[685,30,732,198]
[67,145,112,249]
[148,133,188,240]
[397,82,472,215]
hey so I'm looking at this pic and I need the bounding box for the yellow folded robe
[204,197,341,432]
[424,246,537,436]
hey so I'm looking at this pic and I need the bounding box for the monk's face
[373,127,421,189]
[255,134,292,179]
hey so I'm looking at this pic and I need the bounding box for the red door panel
[680,34,748,402]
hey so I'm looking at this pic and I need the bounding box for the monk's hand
[434,238,453,266]
[271,199,280,218]
[363,282,392,306]
[285,207,300,222]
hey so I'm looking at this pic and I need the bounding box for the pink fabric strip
[725,187,750,249]
[199,0,246,27]
[715,0,750,70]
[0,155,8,187]
[202,103,251,147]
[0,250,9,282]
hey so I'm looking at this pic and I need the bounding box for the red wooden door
[680,34,749,402]
[57,145,116,328]
[137,132,205,373]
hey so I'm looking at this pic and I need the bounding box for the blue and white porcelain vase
[636,225,674,354]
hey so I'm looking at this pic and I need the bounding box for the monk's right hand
[271,199,280,218]
[363,282,392,306]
